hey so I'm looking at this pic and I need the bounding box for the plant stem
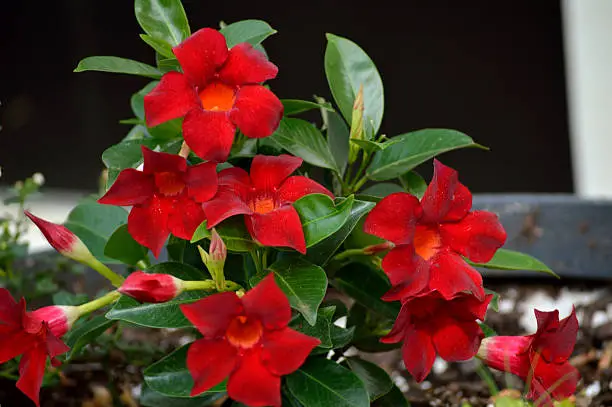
[250,250,262,275]
[88,258,125,287]
[77,291,121,316]
[332,248,366,262]
[351,176,368,193]
[136,258,151,270]
[182,279,242,292]
[475,360,499,396]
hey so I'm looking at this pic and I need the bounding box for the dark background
[0,1,572,192]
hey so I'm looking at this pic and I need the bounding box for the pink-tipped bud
[198,229,227,290]
[25,211,95,264]
[209,229,227,263]
[477,335,530,374]
[30,305,80,337]
[118,271,184,303]
[363,241,395,255]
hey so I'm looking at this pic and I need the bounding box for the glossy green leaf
[102,139,150,169]
[350,139,389,153]
[367,129,486,181]
[470,249,558,278]
[323,109,350,176]
[74,56,162,78]
[140,34,174,58]
[106,262,207,328]
[294,194,354,247]
[64,203,128,264]
[372,385,410,407]
[144,345,226,397]
[399,171,427,199]
[290,306,335,348]
[325,33,384,137]
[269,118,339,172]
[64,315,114,360]
[135,0,190,47]
[156,56,181,73]
[329,325,355,350]
[346,357,393,401]
[140,383,225,407]
[104,225,148,265]
[191,218,254,252]
[282,99,334,116]
[219,20,276,48]
[361,183,404,198]
[286,358,370,407]
[251,257,327,326]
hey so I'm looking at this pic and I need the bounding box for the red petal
[261,327,320,375]
[439,210,506,263]
[219,167,253,196]
[250,155,303,191]
[0,330,37,364]
[532,308,579,364]
[401,328,436,383]
[173,28,228,88]
[180,292,243,337]
[227,349,281,407]
[380,245,430,301]
[183,109,236,162]
[420,160,471,223]
[16,345,47,407]
[246,206,306,254]
[432,319,483,362]
[0,288,21,327]
[98,168,154,206]
[230,85,283,138]
[187,338,238,396]
[218,43,278,86]
[451,293,493,321]
[167,197,206,241]
[201,167,253,227]
[144,71,199,127]
[278,176,334,203]
[428,251,485,300]
[44,330,70,357]
[364,192,422,245]
[531,360,579,403]
[142,146,187,174]
[242,273,291,330]
[381,303,410,344]
[185,162,218,202]
[127,195,171,258]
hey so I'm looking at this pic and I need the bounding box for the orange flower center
[249,197,277,214]
[154,172,185,196]
[413,225,441,260]
[199,82,236,112]
[226,315,263,349]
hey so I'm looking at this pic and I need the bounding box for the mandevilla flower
[118,271,184,303]
[180,274,320,406]
[144,28,283,162]
[364,160,506,301]
[98,146,218,257]
[202,155,333,254]
[0,289,79,406]
[381,290,492,382]
[478,308,580,406]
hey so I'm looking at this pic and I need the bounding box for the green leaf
[191,218,254,252]
[485,288,500,312]
[479,322,497,338]
[64,315,115,359]
[251,257,327,326]
[470,249,558,278]
[219,20,276,48]
[323,109,350,176]
[283,99,334,116]
[64,203,128,263]
[74,56,161,78]
[140,383,224,407]
[346,357,393,401]
[294,194,354,248]
[291,306,335,348]
[329,325,355,350]
[361,183,404,198]
[132,82,158,120]
[140,34,174,59]
[347,304,399,353]
[269,118,339,172]
[144,345,226,398]
[106,262,206,328]
[286,358,370,407]
[104,225,148,265]
[367,129,486,181]
[399,171,427,199]
[135,0,190,47]
[102,139,152,170]
[129,81,182,141]
[350,139,388,153]
[325,34,384,137]
[52,291,88,306]
[372,385,410,407]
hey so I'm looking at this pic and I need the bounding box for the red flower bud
[209,229,227,263]
[119,271,184,303]
[30,305,80,337]
[363,241,395,255]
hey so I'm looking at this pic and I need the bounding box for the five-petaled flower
[202,154,333,254]
[364,159,506,302]
[98,146,218,257]
[180,273,320,407]
[0,289,79,406]
[381,290,492,382]
[478,308,580,407]
[144,28,284,162]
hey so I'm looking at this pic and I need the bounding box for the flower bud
[30,305,80,337]
[118,271,184,303]
[477,336,529,374]
[198,229,227,290]
[348,84,365,164]
[363,241,395,255]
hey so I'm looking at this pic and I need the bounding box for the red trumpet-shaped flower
[0,289,79,406]
[144,28,283,162]
[382,290,492,382]
[364,160,506,302]
[180,274,320,407]
[478,308,580,406]
[98,146,218,257]
[118,271,184,303]
[202,155,333,254]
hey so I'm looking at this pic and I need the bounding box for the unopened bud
[209,229,227,262]
[363,241,395,255]
[348,84,365,164]
[198,229,227,290]
[30,305,80,337]
[32,172,45,186]
[118,271,184,303]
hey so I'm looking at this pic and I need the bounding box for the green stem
[77,291,121,316]
[136,257,151,270]
[88,258,125,287]
[183,279,242,292]
[332,248,366,262]
[250,250,263,275]
[475,360,499,396]
[346,151,370,193]
[351,176,368,193]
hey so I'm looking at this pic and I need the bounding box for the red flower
[144,28,283,162]
[364,160,506,301]
[478,308,580,406]
[202,155,333,254]
[118,271,184,303]
[98,146,217,257]
[0,289,78,406]
[180,274,320,407]
[381,290,492,382]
